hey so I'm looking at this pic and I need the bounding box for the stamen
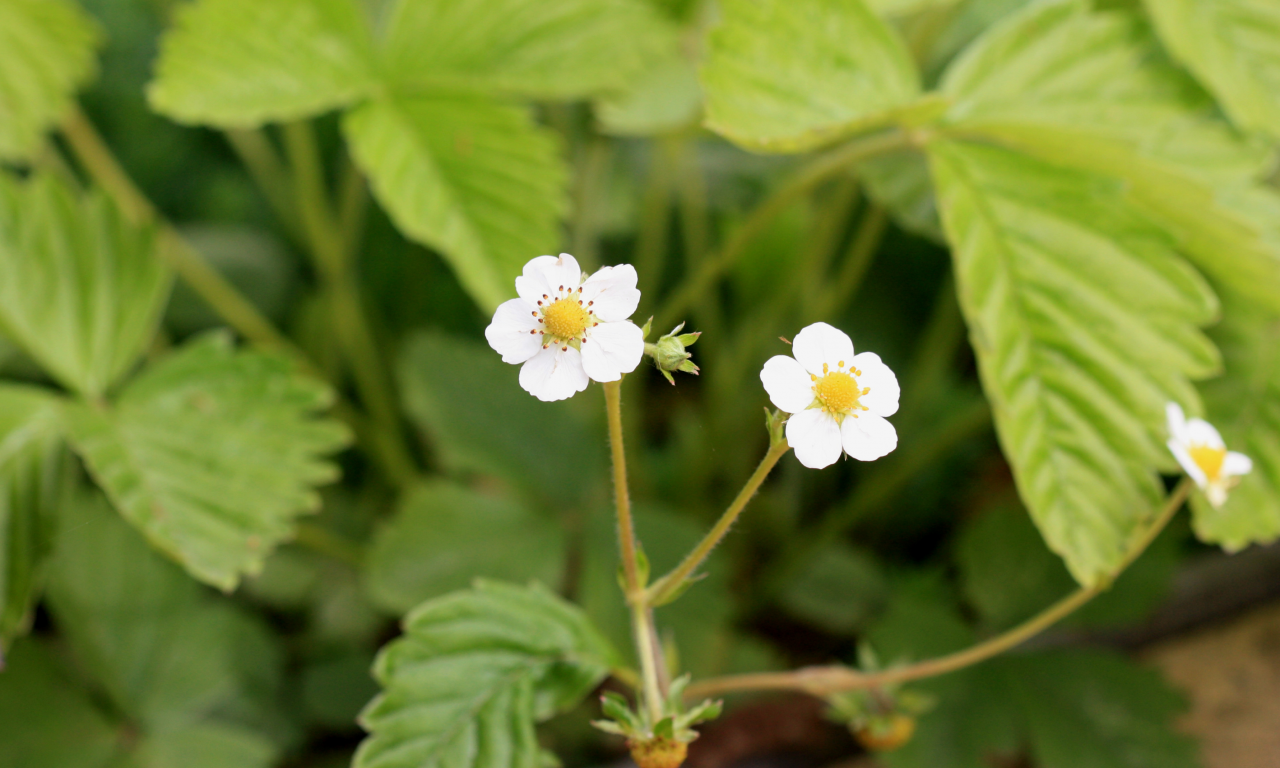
[823,363,829,374]
[839,361,845,368]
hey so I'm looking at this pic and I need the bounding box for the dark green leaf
[398,331,600,506]
[776,543,887,635]
[0,0,100,161]
[355,580,617,768]
[701,0,922,152]
[0,173,169,398]
[64,331,349,590]
[147,0,377,127]
[343,94,566,311]
[365,480,567,614]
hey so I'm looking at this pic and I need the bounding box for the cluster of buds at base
[592,675,722,768]
[642,319,701,385]
[825,644,933,753]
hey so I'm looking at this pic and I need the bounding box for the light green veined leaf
[867,0,961,17]
[397,331,601,507]
[1143,0,1280,140]
[0,0,100,161]
[596,37,702,137]
[344,94,567,312]
[41,492,288,765]
[1194,292,1280,550]
[147,0,377,127]
[929,138,1218,585]
[354,580,618,768]
[0,173,170,398]
[365,480,567,614]
[701,0,922,152]
[937,0,1280,313]
[64,332,350,591]
[0,384,67,654]
[380,0,668,99]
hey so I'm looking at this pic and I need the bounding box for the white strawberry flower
[760,322,900,469]
[485,253,644,402]
[1166,402,1252,508]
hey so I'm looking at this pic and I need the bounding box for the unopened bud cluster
[642,319,701,385]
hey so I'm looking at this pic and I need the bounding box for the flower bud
[646,323,701,385]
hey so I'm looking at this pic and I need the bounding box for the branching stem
[686,478,1193,700]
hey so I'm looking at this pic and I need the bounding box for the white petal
[515,255,560,305]
[1186,418,1225,449]
[518,345,589,402]
[1168,440,1208,488]
[791,322,854,376]
[852,351,899,417]
[841,412,897,461]
[1165,402,1189,446]
[580,264,641,322]
[760,355,814,413]
[785,409,843,469]
[484,298,543,364]
[543,253,583,294]
[581,321,644,382]
[1223,451,1253,478]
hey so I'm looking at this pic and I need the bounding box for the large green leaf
[0,0,100,161]
[937,0,1280,313]
[1143,0,1280,140]
[365,480,567,614]
[355,580,617,768]
[701,0,922,152]
[344,95,566,311]
[1194,293,1280,550]
[776,543,887,635]
[64,332,349,591]
[147,0,377,127]
[0,173,169,398]
[0,384,66,654]
[380,0,667,99]
[929,138,1218,585]
[398,331,600,506]
[41,492,286,767]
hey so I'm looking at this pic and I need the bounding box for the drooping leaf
[937,0,1280,313]
[397,331,600,507]
[0,0,100,161]
[64,332,349,591]
[365,480,567,614]
[776,543,888,635]
[1194,293,1280,550]
[929,138,1218,585]
[701,0,923,152]
[354,580,617,768]
[1143,0,1280,140]
[47,494,290,741]
[147,0,377,127]
[132,725,278,768]
[344,94,567,311]
[0,384,67,654]
[0,173,169,398]
[380,0,668,100]
[596,41,701,137]
[0,641,123,768]
[857,148,944,243]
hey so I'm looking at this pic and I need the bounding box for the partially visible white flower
[485,253,644,401]
[1166,402,1252,508]
[760,322,900,469]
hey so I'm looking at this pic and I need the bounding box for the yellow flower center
[542,297,589,339]
[814,369,867,415]
[1188,444,1226,482]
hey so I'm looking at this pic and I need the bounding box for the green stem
[224,128,303,244]
[687,478,1193,700]
[634,140,677,300]
[294,522,364,568]
[647,440,791,606]
[603,380,663,721]
[811,203,888,320]
[655,129,910,331]
[283,121,417,488]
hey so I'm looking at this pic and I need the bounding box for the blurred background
[3,0,1280,767]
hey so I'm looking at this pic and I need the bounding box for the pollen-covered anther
[814,371,863,414]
